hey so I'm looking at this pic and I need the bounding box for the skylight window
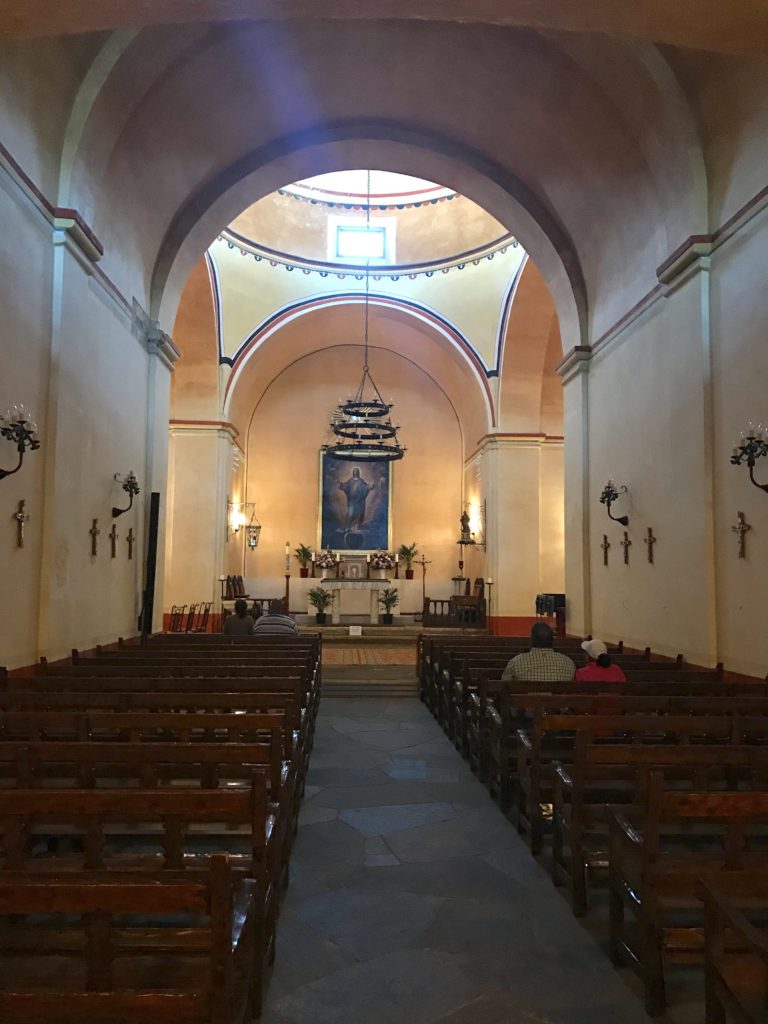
[336,224,387,260]
[327,215,396,265]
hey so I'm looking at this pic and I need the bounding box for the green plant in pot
[398,543,419,579]
[378,586,399,625]
[294,543,313,578]
[308,586,333,624]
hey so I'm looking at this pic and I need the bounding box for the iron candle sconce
[731,424,768,494]
[0,405,40,481]
[112,471,140,518]
[599,478,629,527]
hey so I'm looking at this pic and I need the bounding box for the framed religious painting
[318,453,392,552]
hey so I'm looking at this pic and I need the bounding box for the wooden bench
[608,777,768,1015]
[0,854,257,1024]
[552,742,768,916]
[699,876,768,1024]
[516,713,739,853]
[0,785,279,1011]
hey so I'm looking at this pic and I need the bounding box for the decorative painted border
[218,228,518,280]
[277,186,460,211]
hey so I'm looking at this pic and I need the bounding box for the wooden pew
[516,713,739,853]
[465,675,765,782]
[699,877,768,1024]
[0,786,278,1011]
[0,854,257,1024]
[608,777,768,1015]
[552,741,768,915]
[482,693,768,807]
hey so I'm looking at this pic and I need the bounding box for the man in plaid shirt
[501,622,575,682]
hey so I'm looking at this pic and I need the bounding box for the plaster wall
[710,208,768,677]
[0,174,53,668]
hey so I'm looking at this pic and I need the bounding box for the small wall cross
[89,518,100,557]
[621,530,632,565]
[127,527,135,561]
[731,510,752,559]
[601,534,610,566]
[644,527,657,564]
[109,523,118,559]
[13,499,30,549]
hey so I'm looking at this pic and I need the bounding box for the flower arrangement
[315,550,336,569]
[370,550,395,570]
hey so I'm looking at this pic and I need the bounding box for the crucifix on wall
[601,534,610,567]
[731,511,752,559]
[621,531,632,565]
[109,523,118,558]
[127,527,135,561]
[644,527,657,564]
[89,518,100,557]
[13,499,30,549]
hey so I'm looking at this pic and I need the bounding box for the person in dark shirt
[222,598,255,636]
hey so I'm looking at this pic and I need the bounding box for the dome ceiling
[226,170,512,270]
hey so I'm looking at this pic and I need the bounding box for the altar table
[319,578,396,624]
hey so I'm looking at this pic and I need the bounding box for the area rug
[322,646,417,666]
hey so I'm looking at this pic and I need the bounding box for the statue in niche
[339,467,372,532]
[460,510,472,542]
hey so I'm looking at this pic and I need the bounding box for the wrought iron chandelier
[323,172,405,463]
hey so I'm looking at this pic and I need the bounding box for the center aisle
[262,697,652,1024]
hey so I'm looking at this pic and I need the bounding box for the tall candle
[366,553,370,563]
[395,553,399,562]
[285,541,290,573]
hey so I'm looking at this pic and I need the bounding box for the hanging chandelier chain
[323,168,405,463]
[363,168,371,371]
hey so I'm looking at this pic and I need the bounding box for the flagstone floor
[262,697,697,1024]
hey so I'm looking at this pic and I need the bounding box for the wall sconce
[732,423,768,494]
[0,405,40,481]
[599,477,629,526]
[228,501,261,548]
[112,471,140,517]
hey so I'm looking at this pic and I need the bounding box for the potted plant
[294,543,313,578]
[315,549,336,579]
[370,550,395,578]
[378,586,399,625]
[308,586,333,625]
[398,542,419,579]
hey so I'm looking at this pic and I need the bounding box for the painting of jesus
[319,454,391,551]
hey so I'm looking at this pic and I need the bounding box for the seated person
[575,638,626,682]
[501,622,575,682]
[253,599,299,635]
[222,598,255,636]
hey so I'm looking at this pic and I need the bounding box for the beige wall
[562,203,768,675]
[0,152,174,669]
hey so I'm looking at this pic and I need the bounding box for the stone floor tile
[382,757,463,782]
[340,801,456,837]
[312,781,438,809]
[297,803,339,826]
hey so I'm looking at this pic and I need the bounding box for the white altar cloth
[319,578,396,624]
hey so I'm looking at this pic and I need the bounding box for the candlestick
[285,540,290,573]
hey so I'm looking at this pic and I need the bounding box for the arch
[223,296,493,452]
[223,292,495,431]
[152,125,587,358]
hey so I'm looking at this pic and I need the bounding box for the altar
[320,578,396,624]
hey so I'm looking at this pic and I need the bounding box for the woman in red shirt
[575,639,626,683]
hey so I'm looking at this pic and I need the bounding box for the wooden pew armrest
[487,705,502,728]
[606,806,643,848]
[232,880,256,951]
[554,763,573,790]
[699,881,768,963]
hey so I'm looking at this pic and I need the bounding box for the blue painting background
[320,454,390,550]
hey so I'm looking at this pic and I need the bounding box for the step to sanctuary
[321,664,419,698]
